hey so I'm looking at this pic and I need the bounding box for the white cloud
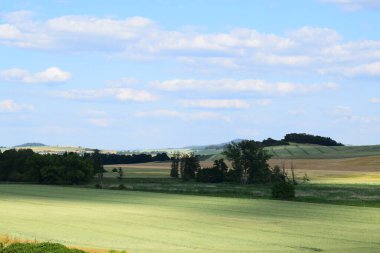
[81,109,112,127]
[287,26,341,46]
[369,98,380,103]
[47,16,153,39]
[55,87,157,102]
[320,0,380,11]
[1,12,380,78]
[0,99,33,112]
[87,118,111,127]
[135,109,231,122]
[0,24,21,39]
[344,62,380,76]
[332,105,353,117]
[153,79,336,94]
[180,99,250,109]
[0,67,71,83]
[320,61,380,77]
[331,105,380,124]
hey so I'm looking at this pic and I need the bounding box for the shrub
[196,167,224,183]
[272,181,295,200]
[2,242,87,253]
[118,184,126,190]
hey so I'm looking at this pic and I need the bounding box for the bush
[2,242,87,253]
[196,167,224,183]
[272,181,295,200]
[118,184,126,190]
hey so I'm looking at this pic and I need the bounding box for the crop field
[104,164,169,178]
[1,184,380,253]
[203,144,380,159]
[105,154,380,185]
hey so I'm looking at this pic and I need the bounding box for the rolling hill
[202,143,380,160]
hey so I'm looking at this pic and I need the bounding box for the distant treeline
[0,149,94,184]
[89,152,170,165]
[205,133,343,149]
[283,133,344,146]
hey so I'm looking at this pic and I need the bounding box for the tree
[213,159,228,176]
[117,167,123,181]
[170,152,180,178]
[92,149,105,188]
[178,153,200,181]
[223,140,272,184]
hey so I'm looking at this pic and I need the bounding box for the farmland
[1,143,380,252]
[1,184,380,253]
[200,144,380,159]
[104,154,380,185]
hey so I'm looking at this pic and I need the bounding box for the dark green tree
[170,152,180,178]
[117,167,123,181]
[92,149,105,187]
[179,153,200,181]
[223,140,272,184]
[213,159,228,175]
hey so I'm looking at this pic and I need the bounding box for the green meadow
[1,184,380,253]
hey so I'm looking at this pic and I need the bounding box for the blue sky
[1,0,380,149]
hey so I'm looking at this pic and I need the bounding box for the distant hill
[185,133,344,151]
[184,139,243,150]
[14,143,46,147]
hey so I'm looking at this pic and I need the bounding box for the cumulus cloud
[1,12,380,78]
[55,87,157,102]
[0,24,21,39]
[320,61,380,77]
[180,99,250,109]
[0,67,71,83]
[153,79,336,94]
[0,99,33,112]
[344,62,380,76]
[369,98,380,103]
[320,0,380,11]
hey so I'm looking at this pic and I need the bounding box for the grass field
[101,158,380,208]
[1,184,380,253]
[202,144,380,159]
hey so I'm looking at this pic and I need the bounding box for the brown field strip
[108,156,380,173]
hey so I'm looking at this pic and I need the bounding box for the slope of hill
[204,143,380,160]
[14,142,46,147]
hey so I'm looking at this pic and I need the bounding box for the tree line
[86,152,170,165]
[170,140,297,199]
[170,140,289,184]
[283,133,343,146]
[202,133,343,150]
[0,149,94,184]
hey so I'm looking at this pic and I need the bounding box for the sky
[0,0,380,149]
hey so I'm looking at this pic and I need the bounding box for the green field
[1,184,380,253]
[203,144,380,160]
